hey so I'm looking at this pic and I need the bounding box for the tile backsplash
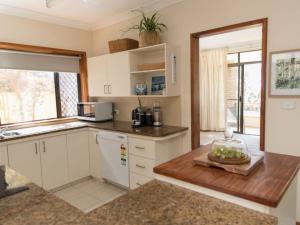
[89,97,181,126]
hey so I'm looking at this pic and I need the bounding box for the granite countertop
[85,121,188,137]
[0,120,188,143]
[0,180,277,225]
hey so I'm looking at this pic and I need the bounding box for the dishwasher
[97,130,129,188]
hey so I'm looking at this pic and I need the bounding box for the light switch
[280,101,296,110]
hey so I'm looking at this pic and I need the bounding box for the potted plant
[127,11,167,47]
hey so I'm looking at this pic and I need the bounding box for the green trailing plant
[125,10,167,34]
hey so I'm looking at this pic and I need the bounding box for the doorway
[190,18,267,150]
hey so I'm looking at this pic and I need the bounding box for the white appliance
[77,102,113,122]
[98,131,129,188]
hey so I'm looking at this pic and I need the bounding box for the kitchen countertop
[0,178,277,225]
[0,120,188,143]
[85,121,188,137]
[153,145,300,207]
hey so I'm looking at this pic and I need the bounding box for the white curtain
[199,48,227,131]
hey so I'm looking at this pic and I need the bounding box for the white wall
[92,0,300,220]
[0,14,92,56]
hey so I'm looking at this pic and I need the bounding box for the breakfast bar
[153,145,300,225]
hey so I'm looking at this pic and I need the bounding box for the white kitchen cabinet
[40,135,68,190]
[0,145,8,166]
[130,172,152,189]
[88,55,108,97]
[8,140,42,186]
[89,131,101,179]
[128,133,185,189]
[67,131,90,182]
[107,51,130,96]
[87,51,130,97]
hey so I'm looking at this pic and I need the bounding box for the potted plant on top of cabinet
[127,11,167,47]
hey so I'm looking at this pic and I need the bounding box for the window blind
[0,50,80,73]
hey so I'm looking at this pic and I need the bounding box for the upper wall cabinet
[88,51,130,97]
[87,43,180,97]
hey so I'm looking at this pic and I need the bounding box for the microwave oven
[77,102,113,122]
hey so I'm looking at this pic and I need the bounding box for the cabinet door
[0,145,8,166]
[8,140,42,186]
[67,131,90,182]
[88,55,108,96]
[89,131,101,179]
[107,51,130,96]
[40,135,68,190]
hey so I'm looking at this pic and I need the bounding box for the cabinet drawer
[129,138,155,159]
[130,172,152,189]
[129,155,154,178]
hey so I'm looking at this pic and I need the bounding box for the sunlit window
[0,69,80,124]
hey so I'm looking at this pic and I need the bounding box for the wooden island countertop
[153,145,300,208]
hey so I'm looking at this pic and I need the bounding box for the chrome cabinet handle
[136,164,146,169]
[117,136,124,139]
[34,143,38,155]
[135,146,145,150]
[136,182,142,186]
[96,134,98,144]
[43,141,46,153]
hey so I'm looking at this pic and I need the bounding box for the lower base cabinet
[0,145,8,166]
[5,127,185,191]
[130,172,152,189]
[67,131,90,182]
[89,131,102,179]
[8,140,42,186]
[128,135,184,189]
[40,135,69,190]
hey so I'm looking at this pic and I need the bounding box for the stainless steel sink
[1,131,21,137]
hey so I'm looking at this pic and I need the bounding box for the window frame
[0,41,88,126]
[54,72,81,119]
[0,70,81,125]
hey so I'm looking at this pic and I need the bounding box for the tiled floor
[53,178,127,213]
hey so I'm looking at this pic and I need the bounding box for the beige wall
[0,14,92,56]
[92,0,300,219]
[1,0,299,219]
[90,97,181,126]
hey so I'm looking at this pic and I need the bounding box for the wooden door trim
[0,42,89,101]
[190,18,268,151]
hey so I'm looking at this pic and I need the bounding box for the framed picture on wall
[270,49,300,96]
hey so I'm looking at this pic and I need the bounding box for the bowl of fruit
[208,138,251,165]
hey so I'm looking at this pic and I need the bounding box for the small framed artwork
[151,75,166,95]
[270,49,300,96]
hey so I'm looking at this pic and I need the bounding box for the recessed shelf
[130,69,166,74]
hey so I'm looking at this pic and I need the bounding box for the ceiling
[200,26,262,51]
[0,0,183,30]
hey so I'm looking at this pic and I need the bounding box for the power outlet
[280,101,296,110]
[114,109,120,115]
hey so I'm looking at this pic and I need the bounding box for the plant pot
[139,31,161,47]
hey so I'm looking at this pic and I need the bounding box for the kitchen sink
[1,131,22,137]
